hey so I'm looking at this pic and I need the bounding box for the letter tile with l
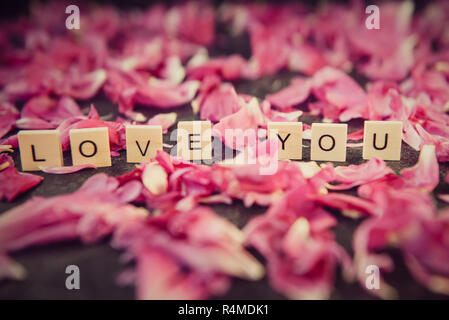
[17,130,64,171]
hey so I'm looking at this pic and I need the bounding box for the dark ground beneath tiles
[1,1,449,300]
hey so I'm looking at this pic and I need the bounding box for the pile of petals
[111,206,264,299]
[0,173,147,279]
[1,0,449,300]
[115,149,305,211]
[2,146,448,299]
[244,183,355,299]
[0,168,264,299]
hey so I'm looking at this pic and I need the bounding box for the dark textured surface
[1,8,449,300]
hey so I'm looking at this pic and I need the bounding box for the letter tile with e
[177,121,212,160]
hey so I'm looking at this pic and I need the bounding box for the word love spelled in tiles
[16,120,403,171]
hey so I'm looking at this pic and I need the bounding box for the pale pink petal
[39,164,97,174]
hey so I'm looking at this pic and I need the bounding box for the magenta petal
[312,67,367,121]
[199,83,242,122]
[328,158,394,191]
[0,154,42,202]
[266,77,311,110]
[0,102,19,139]
[400,144,439,192]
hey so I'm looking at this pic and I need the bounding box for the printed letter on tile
[363,121,402,160]
[18,130,64,171]
[69,127,111,167]
[177,121,212,160]
[311,123,347,162]
[267,122,302,160]
[126,125,163,163]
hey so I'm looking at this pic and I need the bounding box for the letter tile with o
[311,123,347,162]
[69,127,111,167]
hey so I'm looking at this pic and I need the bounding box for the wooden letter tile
[126,125,163,163]
[69,127,111,167]
[267,122,302,160]
[311,123,347,162]
[18,130,63,171]
[177,121,212,160]
[363,121,402,160]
